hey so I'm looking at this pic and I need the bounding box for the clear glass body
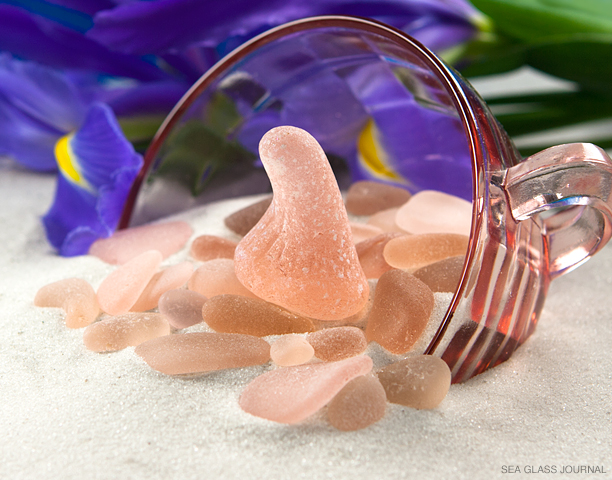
[120,16,612,382]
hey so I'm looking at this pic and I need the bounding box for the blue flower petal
[0,5,167,81]
[44,0,117,16]
[87,0,478,56]
[103,79,189,117]
[43,102,143,256]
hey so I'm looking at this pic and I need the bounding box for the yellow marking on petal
[54,134,92,190]
[357,119,403,182]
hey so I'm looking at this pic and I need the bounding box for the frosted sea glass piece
[188,258,257,299]
[190,235,237,261]
[367,207,403,233]
[345,180,411,216]
[350,222,385,244]
[395,190,472,236]
[83,312,170,352]
[135,332,270,375]
[97,250,163,316]
[89,221,192,264]
[377,355,451,409]
[158,289,207,329]
[307,326,367,362]
[131,261,194,312]
[355,232,404,279]
[34,278,99,328]
[201,294,315,336]
[413,255,465,293]
[234,126,368,321]
[239,355,373,424]
[327,374,387,431]
[270,335,315,367]
[224,196,272,236]
[383,233,469,270]
[365,269,433,354]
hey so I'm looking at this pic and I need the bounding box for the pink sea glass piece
[224,196,273,236]
[395,190,472,236]
[89,221,192,264]
[270,334,315,366]
[413,255,465,293]
[239,355,373,424]
[97,250,163,316]
[383,233,469,270]
[350,222,384,244]
[190,235,237,262]
[34,278,99,328]
[83,312,170,352]
[131,261,194,312]
[345,180,411,216]
[158,289,207,329]
[234,126,368,321]
[307,326,367,362]
[365,269,434,354]
[134,332,270,375]
[377,355,451,409]
[327,374,387,431]
[188,258,257,299]
[355,232,404,279]
[367,207,404,233]
[201,294,315,336]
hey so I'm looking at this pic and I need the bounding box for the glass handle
[504,143,612,279]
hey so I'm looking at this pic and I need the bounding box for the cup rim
[118,15,483,356]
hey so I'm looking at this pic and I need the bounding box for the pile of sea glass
[35,127,472,431]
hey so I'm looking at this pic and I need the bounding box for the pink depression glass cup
[120,16,612,382]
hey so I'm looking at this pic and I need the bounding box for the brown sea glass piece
[307,326,367,362]
[377,355,451,409]
[34,278,99,328]
[383,233,469,270]
[365,269,434,354]
[190,235,237,262]
[89,221,192,264]
[234,126,368,321]
[327,374,387,431]
[83,312,170,352]
[345,180,411,216]
[188,258,257,299]
[355,232,404,279]
[270,334,314,367]
[134,332,270,375]
[158,289,207,329]
[131,261,193,312]
[201,294,315,336]
[239,355,373,424]
[224,196,272,236]
[97,250,163,316]
[395,190,472,236]
[413,255,465,293]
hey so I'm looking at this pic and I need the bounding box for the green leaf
[524,34,612,94]
[154,120,256,196]
[203,91,242,137]
[470,0,612,42]
[118,114,166,143]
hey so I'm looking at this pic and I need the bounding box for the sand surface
[1,158,611,480]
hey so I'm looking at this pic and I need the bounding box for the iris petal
[0,5,167,81]
[87,0,478,56]
[43,102,143,256]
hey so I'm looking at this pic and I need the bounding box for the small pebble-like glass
[224,196,272,236]
[412,255,465,293]
[365,269,434,354]
[83,312,170,352]
[270,335,314,366]
[327,374,387,431]
[89,220,192,264]
[158,289,207,329]
[345,180,411,216]
[366,207,403,233]
[383,233,469,270]
[355,232,404,279]
[350,222,384,244]
[188,258,257,299]
[131,261,193,312]
[201,294,315,336]
[135,332,270,375]
[190,235,237,261]
[34,278,99,328]
[377,355,451,409]
[307,326,367,362]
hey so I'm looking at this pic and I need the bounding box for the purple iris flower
[0,54,142,256]
[0,0,481,256]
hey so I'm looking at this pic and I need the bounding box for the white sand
[1,159,611,479]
